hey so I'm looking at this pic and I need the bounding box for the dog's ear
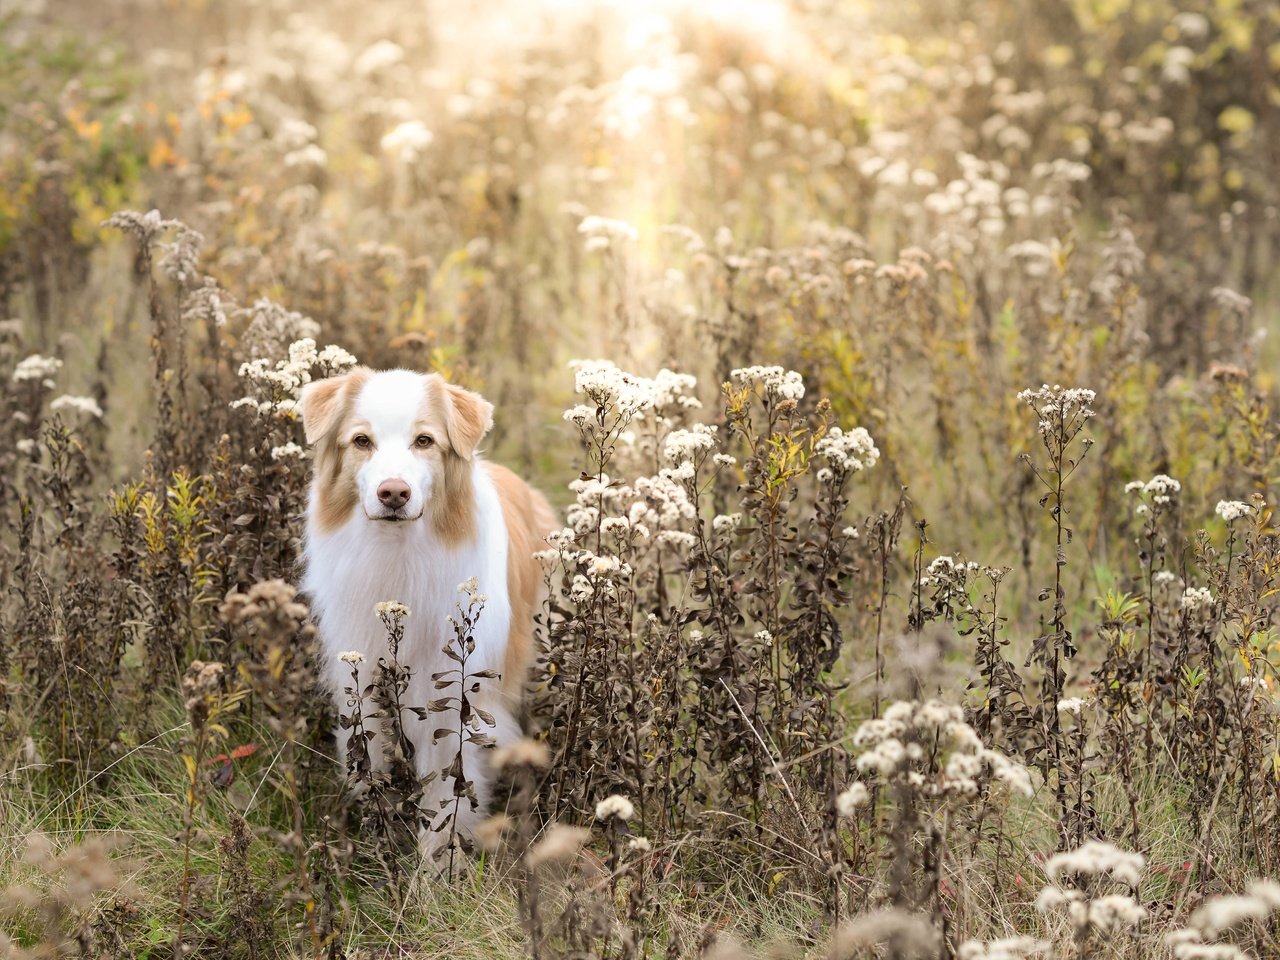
[300,371,360,444]
[443,381,494,461]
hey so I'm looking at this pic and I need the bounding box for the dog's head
[299,368,493,539]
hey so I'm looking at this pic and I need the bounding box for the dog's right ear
[299,371,360,444]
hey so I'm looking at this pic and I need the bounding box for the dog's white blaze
[352,369,433,519]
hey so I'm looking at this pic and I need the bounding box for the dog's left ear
[443,381,494,461]
[300,370,363,444]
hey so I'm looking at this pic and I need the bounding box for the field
[2,0,1280,957]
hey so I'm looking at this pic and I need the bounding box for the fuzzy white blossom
[1216,500,1253,523]
[835,782,870,817]
[1181,881,1280,942]
[1181,586,1214,613]
[380,120,433,162]
[957,936,1049,960]
[730,365,805,401]
[595,794,635,821]
[49,395,103,418]
[338,651,365,665]
[663,424,718,462]
[1045,841,1144,887]
[850,699,1032,799]
[712,513,742,534]
[1017,384,1097,435]
[814,426,880,474]
[270,442,305,460]
[13,354,62,384]
[578,215,638,251]
[374,600,411,620]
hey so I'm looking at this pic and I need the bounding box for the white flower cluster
[1124,473,1182,517]
[49,395,103,419]
[568,360,698,426]
[338,650,365,665]
[1036,842,1147,937]
[1045,841,1144,887]
[1056,697,1087,715]
[578,215,638,252]
[12,354,62,386]
[920,555,980,589]
[1166,932,1249,960]
[663,424,718,463]
[814,426,880,475]
[730,365,805,401]
[270,442,305,461]
[234,337,358,415]
[457,576,487,606]
[1181,880,1280,939]
[712,512,741,534]
[594,794,635,821]
[848,699,1034,800]
[1016,384,1097,434]
[1215,500,1253,523]
[1181,586,1213,613]
[835,782,870,817]
[380,120,433,163]
[374,600,411,620]
[957,936,1049,960]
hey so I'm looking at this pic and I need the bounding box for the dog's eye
[415,434,435,449]
[352,434,372,449]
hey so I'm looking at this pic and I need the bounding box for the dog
[298,367,556,853]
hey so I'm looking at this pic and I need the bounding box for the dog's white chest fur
[302,463,518,836]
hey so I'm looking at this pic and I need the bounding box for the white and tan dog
[298,368,555,845]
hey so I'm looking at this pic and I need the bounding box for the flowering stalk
[1017,384,1096,830]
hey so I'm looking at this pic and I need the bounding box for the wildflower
[656,530,697,550]
[1045,841,1144,887]
[270,442,305,460]
[836,782,870,816]
[283,144,327,169]
[16,438,36,455]
[627,836,651,853]
[578,215,638,251]
[595,794,635,821]
[1017,384,1097,432]
[958,936,1050,960]
[380,120,433,162]
[713,453,737,467]
[1189,881,1280,938]
[49,395,103,418]
[1057,697,1087,715]
[730,364,805,400]
[338,651,364,665]
[754,629,774,648]
[1086,895,1147,933]
[662,424,718,462]
[1216,500,1253,523]
[1181,587,1213,613]
[374,600,411,620]
[1153,571,1178,587]
[317,344,358,370]
[13,354,61,384]
[814,426,880,474]
[712,513,742,534]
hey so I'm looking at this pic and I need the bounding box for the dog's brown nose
[377,479,411,509]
